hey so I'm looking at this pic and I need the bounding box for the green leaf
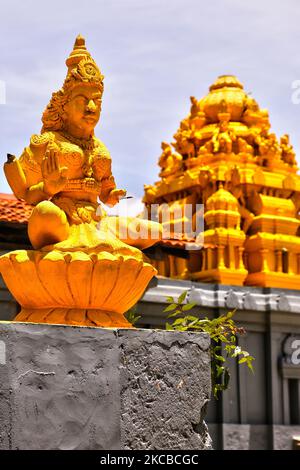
[225,344,236,353]
[167,310,182,318]
[187,321,200,329]
[213,386,222,399]
[125,307,140,326]
[165,322,173,330]
[182,303,197,311]
[246,356,255,372]
[163,303,177,312]
[172,317,186,326]
[226,310,236,319]
[238,357,248,364]
[184,315,198,322]
[214,354,225,363]
[178,291,188,304]
[166,296,174,303]
[212,334,228,343]
[215,383,226,391]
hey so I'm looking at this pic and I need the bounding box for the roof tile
[0,193,32,224]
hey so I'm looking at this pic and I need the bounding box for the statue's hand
[105,188,127,207]
[41,149,68,196]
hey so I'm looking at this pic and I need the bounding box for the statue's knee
[28,201,69,249]
[31,201,67,224]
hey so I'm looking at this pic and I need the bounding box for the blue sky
[1,0,300,208]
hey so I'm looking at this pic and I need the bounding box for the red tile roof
[0,193,32,224]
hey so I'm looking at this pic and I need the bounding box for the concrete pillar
[0,322,212,450]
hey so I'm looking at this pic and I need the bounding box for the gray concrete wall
[0,322,212,450]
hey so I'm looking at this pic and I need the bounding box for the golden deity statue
[144,75,300,289]
[0,35,162,327]
[158,142,182,180]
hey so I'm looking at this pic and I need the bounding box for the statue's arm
[4,153,50,205]
[4,133,65,205]
[24,181,50,205]
[98,158,126,206]
[100,170,116,204]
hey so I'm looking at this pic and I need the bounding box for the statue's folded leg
[28,200,70,249]
[100,216,162,250]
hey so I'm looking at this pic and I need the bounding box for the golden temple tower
[143,75,300,288]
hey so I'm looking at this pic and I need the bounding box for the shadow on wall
[0,274,19,321]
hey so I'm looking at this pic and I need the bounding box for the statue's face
[63,84,102,136]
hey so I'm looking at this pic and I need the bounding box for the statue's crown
[63,35,104,92]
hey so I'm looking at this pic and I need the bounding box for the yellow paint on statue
[0,35,162,327]
[144,75,300,288]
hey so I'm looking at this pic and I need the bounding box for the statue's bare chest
[58,141,111,180]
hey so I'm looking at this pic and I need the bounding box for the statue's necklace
[60,130,95,150]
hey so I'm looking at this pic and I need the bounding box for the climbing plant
[164,291,254,398]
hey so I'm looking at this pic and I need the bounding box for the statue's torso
[19,130,113,201]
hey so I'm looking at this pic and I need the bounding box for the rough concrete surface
[119,329,212,450]
[221,424,269,450]
[0,322,211,450]
[273,425,300,450]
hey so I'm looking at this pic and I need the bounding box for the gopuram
[144,75,300,288]
[0,35,162,327]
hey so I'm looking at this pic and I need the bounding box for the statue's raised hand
[41,148,68,196]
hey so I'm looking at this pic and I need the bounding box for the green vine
[164,291,254,398]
